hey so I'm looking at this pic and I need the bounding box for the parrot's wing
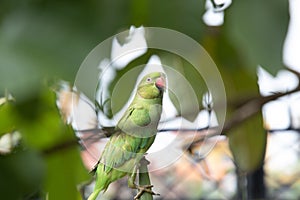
[100,132,142,173]
[100,104,151,173]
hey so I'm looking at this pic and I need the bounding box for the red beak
[155,76,165,91]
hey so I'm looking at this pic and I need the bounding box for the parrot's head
[137,72,166,99]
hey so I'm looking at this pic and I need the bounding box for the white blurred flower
[0,132,21,154]
[202,0,232,26]
[111,26,147,69]
[56,83,98,132]
[283,0,300,71]
[97,59,114,106]
[257,66,298,96]
[202,91,213,111]
[262,101,291,129]
[0,95,20,154]
[257,66,299,129]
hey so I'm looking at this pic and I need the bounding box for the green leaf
[0,101,16,136]
[15,89,76,151]
[226,0,289,74]
[8,87,89,199]
[228,114,267,172]
[45,146,89,200]
[0,149,45,200]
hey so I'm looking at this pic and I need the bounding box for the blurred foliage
[0,89,88,200]
[0,0,290,199]
[0,149,44,199]
[198,0,288,173]
[0,100,16,135]
[229,114,266,172]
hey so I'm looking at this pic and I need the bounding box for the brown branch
[184,69,300,149]
[223,73,300,133]
[42,127,115,156]
[42,138,79,155]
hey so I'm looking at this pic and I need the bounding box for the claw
[133,185,159,200]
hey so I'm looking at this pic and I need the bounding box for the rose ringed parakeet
[88,72,166,200]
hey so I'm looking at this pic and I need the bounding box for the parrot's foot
[133,185,159,200]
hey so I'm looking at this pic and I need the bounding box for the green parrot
[88,72,166,200]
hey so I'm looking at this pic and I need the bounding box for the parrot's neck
[134,93,163,105]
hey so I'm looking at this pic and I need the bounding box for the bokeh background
[1,0,300,199]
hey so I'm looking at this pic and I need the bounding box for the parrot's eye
[146,77,152,82]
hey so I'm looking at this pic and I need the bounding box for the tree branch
[183,69,300,149]
[138,157,155,200]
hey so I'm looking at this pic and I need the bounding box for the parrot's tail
[87,164,109,200]
[87,189,102,200]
